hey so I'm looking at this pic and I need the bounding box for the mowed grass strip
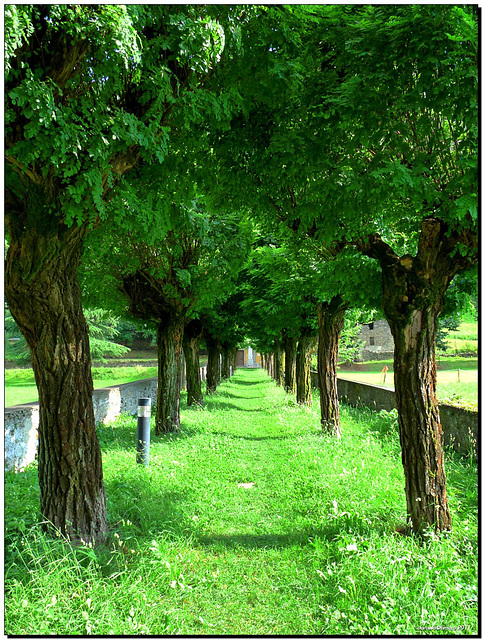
[4,365,158,407]
[5,369,478,635]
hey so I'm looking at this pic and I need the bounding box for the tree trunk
[5,222,108,543]
[182,325,203,407]
[389,304,450,534]
[206,336,221,393]
[156,318,184,433]
[317,297,347,437]
[229,347,237,374]
[296,334,316,405]
[282,335,297,394]
[273,340,285,386]
[268,353,274,378]
[356,219,477,535]
[221,344,231,379]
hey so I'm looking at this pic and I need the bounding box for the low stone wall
[5,404,40,473]
[311,372,478,455]
[5,365,220,472]
[93,378,159,424]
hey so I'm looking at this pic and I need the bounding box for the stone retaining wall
[310,372,478,456]
[5,364,213,472]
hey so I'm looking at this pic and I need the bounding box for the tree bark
[5,220,108,543]
[282,335,297,394]
[296,334,316,405]
[356,218,477,535]
[183,321,203,407]
[156,318,184,433]
[273,340,285,386]
[206,336,221,393]
[229,347,237,373]
[221,344,231,379]
[268,353,274,378]
[317,296,347,437]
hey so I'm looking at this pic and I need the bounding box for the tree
[84,203,251,433]
[240,241,319,405]
[196,13,378,433]
[183,318,204,406]
[5,4,248,541]
[205,4,478,533]
[83,309,131,361]
[201,289,248,394]
[318,6,478,534]
[238,231,380,430]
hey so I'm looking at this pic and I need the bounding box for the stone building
[357,319,394,361]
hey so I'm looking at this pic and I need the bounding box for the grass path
[5,369,478,635]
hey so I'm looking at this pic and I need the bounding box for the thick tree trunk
[356,218,477,535]
[273,340,285,386]
[182,326,203,407]
[156,318,184,433]
[206,336,221,393]
[389,305,450,534]
[282,335,297,394]
[5,223,108,543]
[296,334,316,405]
[317,297,347,436]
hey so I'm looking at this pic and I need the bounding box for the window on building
[369,337,375,346]
[368,322,374,330]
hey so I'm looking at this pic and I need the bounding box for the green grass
[340,356,478,373]
[5,369,478,635]
[446,322,478,342]
[338,357,478,408]
[4,366,158,407]
[442,322,478,355]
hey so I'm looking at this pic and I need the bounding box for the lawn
[338,357,478,408]
[5,369,478,635]
[4,366,158,407]
[444,322,478,355]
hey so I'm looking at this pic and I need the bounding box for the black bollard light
[136,398,151,466]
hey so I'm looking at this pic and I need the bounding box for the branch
[5,155,43,185]
[352,234,401,268]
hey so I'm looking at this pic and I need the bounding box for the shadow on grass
[342,403,399,443]
[227,376,266,386]
[201,401,265,412]
[97,418,199,452]
[194,514,376,551]
[206,430,301,442]
[105,473,195,540]
[212,391,267,400]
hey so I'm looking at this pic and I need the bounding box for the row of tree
[5,5,477,542]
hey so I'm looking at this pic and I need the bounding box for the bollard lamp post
[136,398,151,466]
